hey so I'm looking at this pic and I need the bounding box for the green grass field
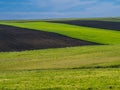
[0,69,120,90]
[0,45,120,70]
[0,45,120,89]
[0,19,120,89]
[1,21,120,44]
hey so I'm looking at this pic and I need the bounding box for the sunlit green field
[1,21,120,44]
[0,45,120,70]
[0,20,120,89]
[0,69,120,90]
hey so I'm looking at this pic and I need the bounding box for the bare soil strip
[50,20,120,31]
[0,25,99,52]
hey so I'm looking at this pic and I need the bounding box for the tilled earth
[50,20,120,31]
[0,24,98,52]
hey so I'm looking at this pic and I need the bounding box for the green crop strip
[1,21,120,45]
[0,45,120,70]
[0,68,120,90]
[0,20,120,89]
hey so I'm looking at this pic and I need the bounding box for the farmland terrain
[1,21,120,45]
[0,18,120,89]
[49,20,120,31]
[0,24,97,52]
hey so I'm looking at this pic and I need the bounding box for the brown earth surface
[50,20,120,31]
[0,24,99,52]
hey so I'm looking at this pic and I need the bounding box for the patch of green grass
[0,68,120,90]
[1,21,120,45]
[0,20,120,89]
[0,45,120,70]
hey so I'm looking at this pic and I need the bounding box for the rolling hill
[0,18,120,89]
[0,24,97,52]
[49,20,120,31]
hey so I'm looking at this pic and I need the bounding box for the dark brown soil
[50,20,120,31]
[0,24,99,52]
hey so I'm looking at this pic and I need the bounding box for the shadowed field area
[50,20,120,31]
[0,25,97,52]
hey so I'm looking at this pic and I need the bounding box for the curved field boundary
[1,22,120,45]
[0,25,98,52]
[50,20,120,31]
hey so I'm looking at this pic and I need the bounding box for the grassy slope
[0,21,120,89]
[0,69,120,90]
[1,22,120,45]
[0,45,120,70]
[0,44,120,89]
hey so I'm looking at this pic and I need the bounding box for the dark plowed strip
[50,20,120,31]
[0,25,99,52]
